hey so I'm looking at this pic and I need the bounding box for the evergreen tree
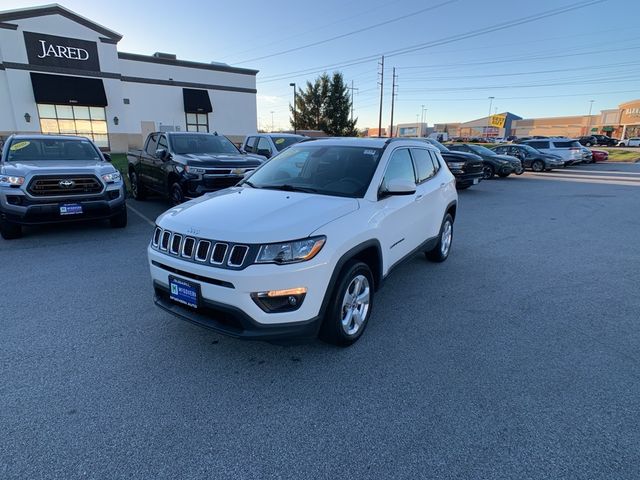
[290,72,357,136]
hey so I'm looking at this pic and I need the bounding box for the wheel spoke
[341,308,354,329]
[353,309,363,327]
[356,287,370,305]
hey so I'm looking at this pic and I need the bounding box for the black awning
[183,88,212,113]
[30,72,108,106]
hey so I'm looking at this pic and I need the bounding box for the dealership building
[0,4,258,152]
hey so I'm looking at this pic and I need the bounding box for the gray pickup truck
[127,132,266,205]
[0,135,127,239]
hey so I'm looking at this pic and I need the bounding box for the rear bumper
[0,185,126,225]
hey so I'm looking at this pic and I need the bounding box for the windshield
[425,139,449,152]
[5,138,101,162]
[270,136,305,152]
[169,134,240,155]
[468,144,496,156]
[243,144,382,198]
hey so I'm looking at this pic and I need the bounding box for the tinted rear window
[527,141,549,149]
[553,141,580,148]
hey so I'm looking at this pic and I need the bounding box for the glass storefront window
[186,112,208,133]
[37,104,109,149]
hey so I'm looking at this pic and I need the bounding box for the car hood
[1,159,116,175]
[174,152,265,167]
[156,186,360,243]
[441,151,483,163]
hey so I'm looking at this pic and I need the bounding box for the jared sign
[24,32,100,71]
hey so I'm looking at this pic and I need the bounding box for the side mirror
[155,148,168,160]
[103,153,112,162]
[381,178,416,197]
[257,148,271,158]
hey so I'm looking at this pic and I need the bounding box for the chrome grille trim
[194,240,211,262]
[181,237,196,258]
[210,243,228,265]
[160,230,171,251]
[228,245,249,267]
[169,233,183,255]
[152,227,162,247]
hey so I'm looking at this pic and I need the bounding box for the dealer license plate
[169,276,200,309]
[60,203,83,215]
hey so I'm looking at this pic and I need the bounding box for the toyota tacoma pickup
[128,132,265,205]
[148,137,458,346]
[0,135,126,240]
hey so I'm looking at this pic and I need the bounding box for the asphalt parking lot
[2,162,640,479]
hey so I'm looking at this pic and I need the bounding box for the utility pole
[270,111,274,132]
[420,104,425,132]
[289,83,297,134]
[389,68,398,138]
[377,55,384,137]
[421,106,427,137]
[487,96,495,137]
[587,99,594,135]
[347,80,359,124]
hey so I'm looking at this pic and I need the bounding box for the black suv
[419,138,483,189]
[591,135,618,146]
[448,143,522,179]
[578,136,597,146]
[128,132,265,205]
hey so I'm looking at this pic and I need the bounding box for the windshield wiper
[242,180,260,188]
[261,184,318,193]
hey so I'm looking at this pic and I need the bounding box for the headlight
[447,162,465,169]
[101,171,122,183]
[256,236,326,264]
[0,175,25,186]
[185,166,207,174]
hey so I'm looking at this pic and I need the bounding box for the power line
[256,0,607,83]
[233,0,458,65]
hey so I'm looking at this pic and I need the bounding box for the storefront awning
[602,126,614,132]
[183,88,212,113]
[30,72,108,106]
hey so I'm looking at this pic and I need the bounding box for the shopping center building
[433,100,640,140]
[0,4,258,152]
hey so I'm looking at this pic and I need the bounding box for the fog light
[7,195,22,205]
[251,287,307,313]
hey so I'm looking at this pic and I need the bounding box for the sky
[2,0,639,131]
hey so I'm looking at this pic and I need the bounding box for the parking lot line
[127,203,156,227]
[522,173,640,187]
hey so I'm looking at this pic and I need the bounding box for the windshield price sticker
[363,149,377,155]
[275,138,286,145]
[10,141,30,151]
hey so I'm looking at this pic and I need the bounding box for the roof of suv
[301,137,440,150]
[8,134,90,141]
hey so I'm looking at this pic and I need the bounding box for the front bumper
[0,184,126,225]
[148,246,332,340]
[449,169,483,187]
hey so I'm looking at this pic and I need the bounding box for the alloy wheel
[340,275,370,336]
[440,220,453,257]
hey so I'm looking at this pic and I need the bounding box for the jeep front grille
[28,175,103,196]
[151,228,254,270]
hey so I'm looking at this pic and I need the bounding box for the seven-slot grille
[152,228,252,269]
[28,175,103,196]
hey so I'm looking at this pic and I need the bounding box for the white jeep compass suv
[148,137,458,346]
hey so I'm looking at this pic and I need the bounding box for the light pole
[421,106,427,136]
[289,82,297,134]
[270,111,274,132]
[587,99,594,135]
[487,96,495,137]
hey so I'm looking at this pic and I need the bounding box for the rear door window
[527,141,549,149]
[244,136,256,153]
[411,148,436,183]
[553,141,579,148]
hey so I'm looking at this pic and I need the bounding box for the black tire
[0,218,22,240]
[482,165,495,180]
[319,260,374,347]
[129,170,147,200]
[110,207,127,228]
[426,213,454,263]
[531,160,545,172]
[498,172,510,178]
[170,182,185,206]
[456,184,471,190]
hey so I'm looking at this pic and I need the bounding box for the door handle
[415,194,424,201]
